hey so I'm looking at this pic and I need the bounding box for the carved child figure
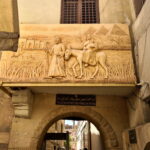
[48,36,66,78]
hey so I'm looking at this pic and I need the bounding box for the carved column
[0,0,19,51]
[12,89,33,118]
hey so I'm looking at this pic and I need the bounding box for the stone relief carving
[0,24,136,83]
[47,37,65,78]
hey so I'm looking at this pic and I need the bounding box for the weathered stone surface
[0,91,13,149]
[123,123,150,150]
[0,132,9,144]
[12,89,33,118]
[0,91,13,131]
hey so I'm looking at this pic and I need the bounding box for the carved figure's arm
[49,47,54,55]
[60,45,65,56]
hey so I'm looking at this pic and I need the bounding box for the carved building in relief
[0,24,136,83]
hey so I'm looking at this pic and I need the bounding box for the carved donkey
[65,49,108,79]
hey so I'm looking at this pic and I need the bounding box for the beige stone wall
[0,91,14,150]
[18,0,61,24]
[123,123,150,150]
[0,0,18,32]
[8,94,129,150]
[17,0,134,24]
[99,0,134,24]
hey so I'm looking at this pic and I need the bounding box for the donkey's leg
[77,57,83,79]
[100,60,108,79]
[91,65,99,79]
[72,62,78,78]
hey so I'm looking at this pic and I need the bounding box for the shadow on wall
[144,142,150,150]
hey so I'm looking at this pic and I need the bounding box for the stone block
[12,89,33,118]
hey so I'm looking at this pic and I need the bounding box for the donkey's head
[65,49,72,60]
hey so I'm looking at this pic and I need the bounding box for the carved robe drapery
[48,43,65,77]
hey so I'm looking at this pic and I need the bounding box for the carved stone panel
[0,24,136,83]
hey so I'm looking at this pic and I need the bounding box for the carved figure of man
[83,34,97,66]
[48,37,65,78]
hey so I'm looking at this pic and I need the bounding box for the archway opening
[31,107,118,150]
[144,142,150,150]
[40,116,104,150]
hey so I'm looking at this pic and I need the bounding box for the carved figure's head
[86,34,92,40]
[46,42,51,49]
[54,36,61,44]
[65,49,71,60]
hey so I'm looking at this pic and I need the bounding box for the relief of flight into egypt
[0,24,136,83]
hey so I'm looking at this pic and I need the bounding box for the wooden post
[41,140,46,150]
[88,121,91,150]
[66,131,70,150]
